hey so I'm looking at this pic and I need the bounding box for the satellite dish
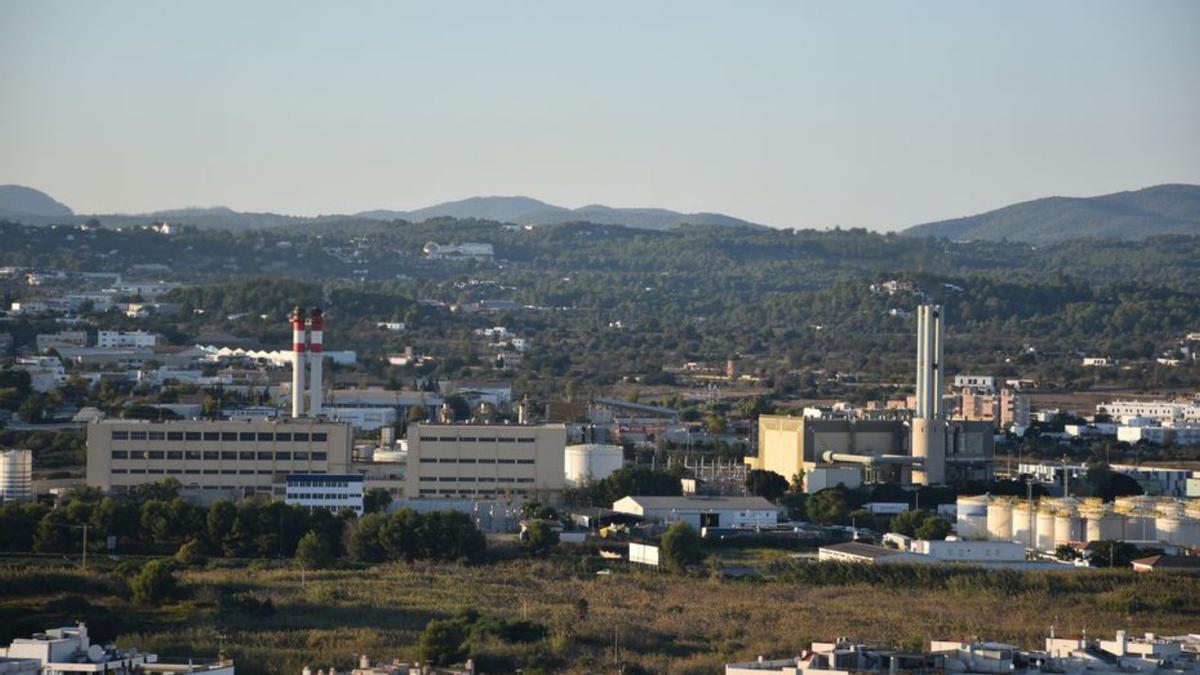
[87,645,105,662]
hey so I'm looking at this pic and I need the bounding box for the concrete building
[13,356,68,393]
[611,495,781,529]
[0,449,33,502]
[0,624,234,674]
[1097,399,1200,424]
[817,542,936,565]
[35,331,88,353]
[909,538,1026,563]
[1117,425,1200,446]
[285,473,364,515]
[404,423,567,501]
[86,418,354,503]
[97,330,161,349]
[953,375,996,392]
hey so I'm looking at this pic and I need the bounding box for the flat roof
[821,542,905,560]
[617,495,780,511]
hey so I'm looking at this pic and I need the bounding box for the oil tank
[1176,517,1200,547]
[1011,502,1034,546]
[1187,501,1200,521]
[1035,508,1056,551]
[1157,516,1184,546]
[1156,499,1185,518]
[957,495,990,540]
[986,498,1013,541]
[1054,509,1083,545]
[564,444,624,486]
[1081,505,1122,543]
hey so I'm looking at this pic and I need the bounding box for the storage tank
[1157,516,1184,546]
[564,444,624,486]
[985,497,1013,541]
[1176,518,1200,547]
[1011,502,1034,546]
[1054,509,1083,545]
[1081,505,1123,543]
[1155,499,1185,518]
[1035,508,1056,551]
[1186,501,1200,521]
[957,495,990,540]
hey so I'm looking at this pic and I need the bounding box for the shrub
[131,559,177,606]
[660,522,702,572]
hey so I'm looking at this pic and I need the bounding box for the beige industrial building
[86,418,354,502]
[405,422,567,501]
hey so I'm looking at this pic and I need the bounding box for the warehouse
[611,495,781,529]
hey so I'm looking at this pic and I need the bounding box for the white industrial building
[285,473,364,515]
[910,538,1026,563]
[612,495,781,529]
[0,450,33,502]
[0,623,234,674]
[97,330,161,349]
[1097,399,1200,424]
[817,542,936,565]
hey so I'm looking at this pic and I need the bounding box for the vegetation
[659,522,703,572]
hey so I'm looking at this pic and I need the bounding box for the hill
[903,184,1200,243]
[0,185,74,218]
[355,195,766,230]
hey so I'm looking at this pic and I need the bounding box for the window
[238,469,256,474]
[257,452,273,461]
[221,451,236,460]
[239,451,255,461]
[257,432,274,442]
[477,458,496,464]
[497,459,515,464]
[240,432,256,442]
[257,469,272,475]
[111,431,129,440]
[203,432,220,441]
[222,432,238,441]
[204,451,219,460]
[498,438,515,443]
[167,432,184,441]
[516,459,535,464]
[111,450,128,459]
[419,458,438,463]
[293,433,309,442]
[167,451,183,460]
[147,451,164,460]
[203,469,218,474]
[438,477,458,482]
[220,469,237,475]
[419,436,437,442]
[184,468,200,474]
[517,437,535,443]
[130,431,148,440]
[148,469,165,474]
[166,469,182,474]
[186,451,202,460]
[312,433,327,442]
[294,452,309,460]
[149,431,165,441]
[312,452,327,461]
[276,433,291,442]
[459,437,477,443]
[438,436,457,442]
[458,477,476,482]
[112,469,127,474]
[185,432,202,441]
[276,451,291,461]
[476,437,496,443]
[459,458,477,463]
[438,458,456,463]
[129,469,146,474]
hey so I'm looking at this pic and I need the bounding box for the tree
[1086,539,1142,568]
[33,509,76,553]
[206,500,237,546]
[131,559,178,605]
[745,470,789,503]
[524,521,559,558]
[593,466,681,504]
[914,516,952,540]
[806,487,850,525]
[889,509,932,537]
[175,538,207,567]
[295,530,331,569]
[363,488,393,515]
[659,522,702,572]
[848,509,876,531]
[348,513,389,562]
[418,619,467,666]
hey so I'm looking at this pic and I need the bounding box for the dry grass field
[3,554,1198,675]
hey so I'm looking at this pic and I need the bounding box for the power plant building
[405,422,567,501]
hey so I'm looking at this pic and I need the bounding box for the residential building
[97,330,161,349]
[0,624,234,674]
[611,495,781,529]
[35,331,88,353]
[953,375,996,392]
[404,422,567,501]
[1098,399,1200,424]
[86,418,354,503]
[0,450,33,502]
[817,542,936,565]
[13,356,68,393]
[285,473,364,515]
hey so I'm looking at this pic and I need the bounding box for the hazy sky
[1,1,1198,230]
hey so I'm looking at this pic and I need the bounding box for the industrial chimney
[912,304,947,484]
[290,306,307,418]
[308,307,325,417]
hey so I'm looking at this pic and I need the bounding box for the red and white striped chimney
[308,307,325,417]
[290,306,307,418]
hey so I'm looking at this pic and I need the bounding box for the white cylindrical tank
[957,495,989,540]
[1124,511,1157,541]
[564,444,624,486]
[1157,516,1183,545]
[1176,518,1200,547]
[1011,502,1034,546]
[985,498,1013,541]
[1082,506,1124,543]
[1035,508,1056,551]
[1187,501,1200,520]
[1054,510,1082,545]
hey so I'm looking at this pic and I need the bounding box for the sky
[1,1,1198,231]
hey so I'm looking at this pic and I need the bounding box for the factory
[86,306,355,503]
[750,305,993,490]
[404,422,568,501]
[955,493,1200,551]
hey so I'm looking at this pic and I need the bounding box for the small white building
[954,375,996,392]
[910,538,1026,563]
[285,473,364,515]
[97,330,161,349]
[817,542,935,565]
[612,495,781,529]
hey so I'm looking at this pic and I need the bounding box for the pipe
[308,307,324,417]
[822,452,919,466]
[290,306,307,418]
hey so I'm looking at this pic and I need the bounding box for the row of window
[418,436,536,444]
[111,450,328,461]
[418,488,529,496]
[287,480,355,488]
[111,430,329,443]
[419,476,535,483]
[417,457,535,464]
[113,468,277,475]
[288,493,361,500]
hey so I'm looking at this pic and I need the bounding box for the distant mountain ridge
[0,185,74,218]
[902,184,1200,243]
